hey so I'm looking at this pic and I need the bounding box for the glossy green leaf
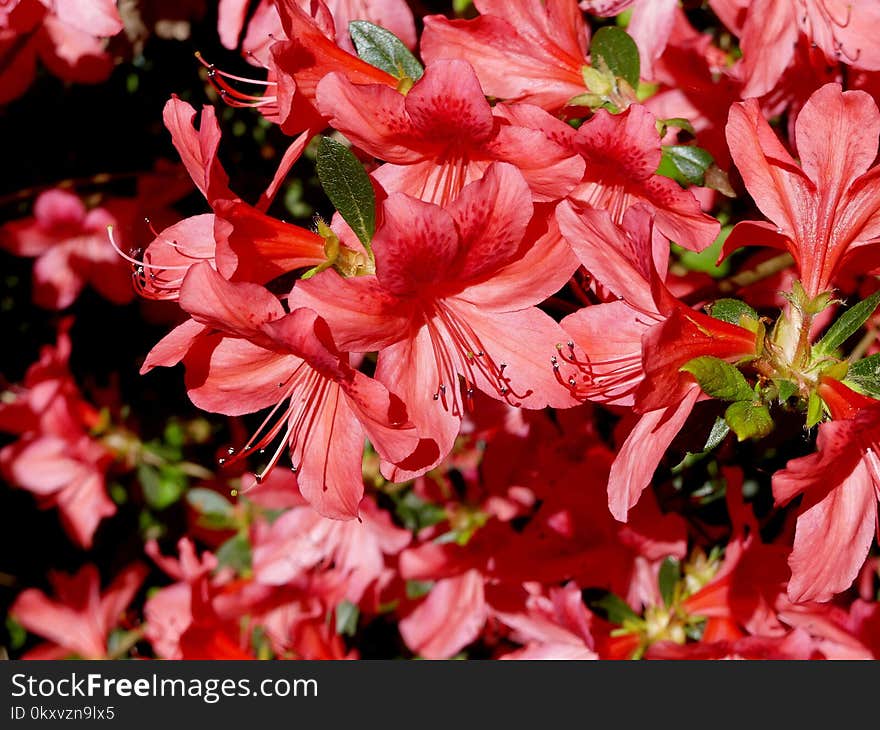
[703,417,731,452]
[724,401,774,441]
[845,354,880,399]
[590,592,641,626]
[590,26,640,88]
[807,391,825,428]
[657,145,714,186]
[681,356,753,402]
[316,136,376,249]
[776,379,799,403]
[349,21,423,81]
[706,298,759,327]
[813,290,880,357]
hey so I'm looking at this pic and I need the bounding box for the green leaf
[656,117,695,137]
[335,600,360,636]
[405,580,434,599]
[676,226,732,278]
[724,401,774,441]
[590,26,640,89]
[110,482,128,505]
[316,136,376,249]
[813,290,880,357]
[703,417,730,452]
[349,21,423,81]
[394,490,447,532]
[657,145,714,186]
[589,592,641,626]
[706,297,759,327]
[776,379,799,403]
[138,464,186,510]
[658,557,680,608]
[845,354,880,399]
[807,391,824,428]
[681,356,753,401]
[6,617,26,650]
[216,532,252,574]
[283,179,312,219]
[186,488,236,529]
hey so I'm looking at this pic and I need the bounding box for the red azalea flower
[569,103,720,253]
[252,495,411,604]
[772,377,880,602]
[262,0,399,134]
[11,564,146,659]
[399,569,488,659]
[0,321,116,547]
[710,0,880,98]
[556,203,756,519]
[0,0,122,103]
[290,162,580,473]
[644,630,819,660]
[122,96,325,300]
[143,263,420,519]
[143,538,219,660]
[218,0,415,56]
[725,83,880,298]
[316,59,584,204]
[421,0,590,113]
[493,582,598,660]
[1,189,135,309]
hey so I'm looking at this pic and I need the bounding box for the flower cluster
[5,0,880,661]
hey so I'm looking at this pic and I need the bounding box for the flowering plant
[4,0,880,661]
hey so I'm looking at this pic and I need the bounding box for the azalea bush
[4,0,880,661]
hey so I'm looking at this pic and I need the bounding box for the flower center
[221,361,336,487]
[109,221,213,300]
[196,52,279,112]
[422,301,529,416]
